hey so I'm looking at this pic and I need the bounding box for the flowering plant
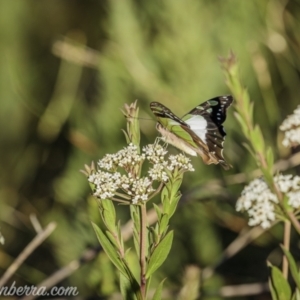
[82,101,194,300]
[221,53,300,300]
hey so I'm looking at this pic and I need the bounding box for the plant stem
[282,221,291,279]
[140,203,147,299]
[285,209,300,235]
[148,181,164,201]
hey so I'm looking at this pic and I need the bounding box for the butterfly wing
[150,102,203,156]
[150,95,233,169]
[182,95,233,169]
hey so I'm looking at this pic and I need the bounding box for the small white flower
[148,163,169,182]
[280,105,300,147]
[88,171,123,199]
[236,178,278,228]
[143,144,167,164]
[237,174,300,228]
[274,174,293,193]
[167,154,195,172]
[129,177,155,204]
[87,142,194,204]
[98,144,144,171]
[287,190,300,209]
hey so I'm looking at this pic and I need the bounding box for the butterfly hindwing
[182,95,233,166]
[183,95,233,133]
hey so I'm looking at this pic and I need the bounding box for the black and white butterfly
[150,95,233,169]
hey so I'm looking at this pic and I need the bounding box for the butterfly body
[150,95,233,169]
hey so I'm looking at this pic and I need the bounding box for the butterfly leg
[154,136,169,150]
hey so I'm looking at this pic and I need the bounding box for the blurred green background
[1,0,300,299]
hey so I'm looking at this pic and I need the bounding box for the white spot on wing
[185,115,207,142]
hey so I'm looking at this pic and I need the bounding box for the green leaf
[269,264,292,300]
[161,185,170,203]
[92,222,128,278]
[269,278,279,300]
[149,226,159,245]
[159,213,169,236]
[250,125,265,154]
[122,129,130,144]
[168,191,181,218]
[266,146,274,171]
[161,188,171,213]
[117,221,124,249]
[234,112,248,136]
[99,199,117,233]
[242,142,256,159]
[292,288,300,300]
[146,230,174,278]
[153,203,162,220]
[281,245,300,291]
[106,231,119,248]
[131,206,140,230]
[146,275,152,298]
[170,176,183,198]
[120,273,137,300]
[248,101,254,121]
[152,278,166,300]
[132,225,140,258]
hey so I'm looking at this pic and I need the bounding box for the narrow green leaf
[292,288,300,300]
[120,273,137,300]
[133,228,140,257]
[149,226,158,245]
[146,231,174,278]
[153,203,162,220]
[106,231,119,248]
[168,192,181,218]
[152,278,166,300]
[92,222,128,278]
[234,112,248,136]
[248,101,254,121]
[161,188,171,213]
[146,275,152,298]
[131,206,140,230]
[159,213,169,235]
[251,125,265,153]
[122,129,130,144]
[161,185,170,203]
[269,264,292,300]
[266,146,274,170]
[117,221,124,249]
[99,199,117,233]
[281,245,300,291]
[269,278,279,300]
[170,176,183,198]
[242,142,256,159]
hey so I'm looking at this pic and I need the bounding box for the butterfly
[150,95,233,170]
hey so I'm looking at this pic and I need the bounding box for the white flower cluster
[167,154,195,172]
[236,174,300,228]
[280,105,300,147]
[88,143,194,204]
[98,143,144,171]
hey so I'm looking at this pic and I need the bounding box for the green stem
[139,203,147,299]
[273,187,300,236]
[148,181,164,201]
[282,221,291,279]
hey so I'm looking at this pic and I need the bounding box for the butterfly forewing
[150,102,187,126]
